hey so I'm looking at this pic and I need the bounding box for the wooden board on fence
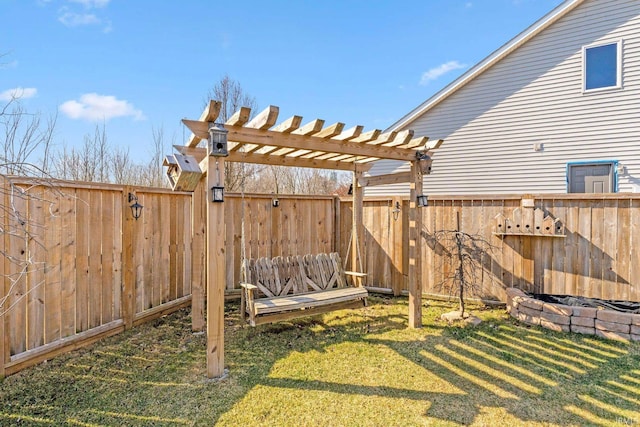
[576,200,591,297]
[589,199,604,299]
[44,187,62,345]
[9,188,27,355]
[602,199,618,300]
[100,191,115,324]
[169,194,178,301]
[60,192,76,338]
[564,201,579,296]
[551,200,566,295]
[112,195,123,321]
[160,194,171,305]
[616,199,631,301]
[27,186,45,351]
[88,190,103,329]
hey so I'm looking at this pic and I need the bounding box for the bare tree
[1,96,56,177]
[136,124,171,188]
[204,74,258,122]
[428,212,495,317]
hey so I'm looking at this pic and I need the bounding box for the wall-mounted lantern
[128,193,144,220]
[347,183,353,195]
[208,123,229,157]
[392,201,401,221]
[272,196,280,208]
[211,186,224,203]
[417,194,428,208]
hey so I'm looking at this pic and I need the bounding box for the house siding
[368,0,640,196]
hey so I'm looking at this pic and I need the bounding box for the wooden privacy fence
[3,179,640,376]
[346,194,640,304]
[0,179,194,377]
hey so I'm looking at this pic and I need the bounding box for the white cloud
[419,61,467,85]
[59,93,145,121]
[68,0,111,8]
[58,11,100,27]
[0,87,38,101]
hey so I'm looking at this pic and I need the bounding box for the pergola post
[206,155,226,378]
[352,171,364,280]
[408,160,423,328]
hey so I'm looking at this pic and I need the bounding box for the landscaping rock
[519,298,544,311]
[596,329,630,342]
[516,311,540,326]
[571,316,595,328]
[571,325,595,335]
[597,310,634,325]
[632,314,640,326]
[520,305,543,318]
[571,307,597,318]
[540,319,570,332]
[631,324,640,335]
[540,311,570,326]
[595,319,630,334]
[543,303,573,316]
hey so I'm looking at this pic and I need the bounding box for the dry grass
[1,296,639,426]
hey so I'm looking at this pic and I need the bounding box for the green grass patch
[1,296,639,426]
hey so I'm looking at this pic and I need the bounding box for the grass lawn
[1,296,639,426]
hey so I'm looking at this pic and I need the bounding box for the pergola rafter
[175,100,443,379]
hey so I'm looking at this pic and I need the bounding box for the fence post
[121,187,135,329]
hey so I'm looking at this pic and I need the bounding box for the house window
[567,161,617,193]
[583,41,622,91]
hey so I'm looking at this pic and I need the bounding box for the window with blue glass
[583,41,621,91]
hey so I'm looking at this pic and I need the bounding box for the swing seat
[240,253,367,326]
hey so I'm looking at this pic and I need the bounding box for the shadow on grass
[0,296,638,426]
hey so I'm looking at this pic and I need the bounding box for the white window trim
[582,39,623,93]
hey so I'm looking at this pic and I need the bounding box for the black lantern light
[347,183,353,195]
[211,185,224,203]
[208,123,228,157]
[272,197,279,208]
[417,194,428,208]
[128,192,144,220]
[392,201,401,221]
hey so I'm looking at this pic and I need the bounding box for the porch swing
[238,160,368,327]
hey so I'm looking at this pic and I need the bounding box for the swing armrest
[344,271,367,278]
[344,271,367,287]
[240,283,258,290]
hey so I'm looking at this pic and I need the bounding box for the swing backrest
[242,252,350,298]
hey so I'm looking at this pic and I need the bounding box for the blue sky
[1,0,564,161]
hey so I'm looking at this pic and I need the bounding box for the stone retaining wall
[506,288,640,341]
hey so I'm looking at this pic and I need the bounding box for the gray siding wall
[368,0,640,196]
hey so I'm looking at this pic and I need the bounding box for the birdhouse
[163,153,203,192]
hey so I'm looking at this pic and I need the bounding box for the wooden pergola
[178,100,442,378]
